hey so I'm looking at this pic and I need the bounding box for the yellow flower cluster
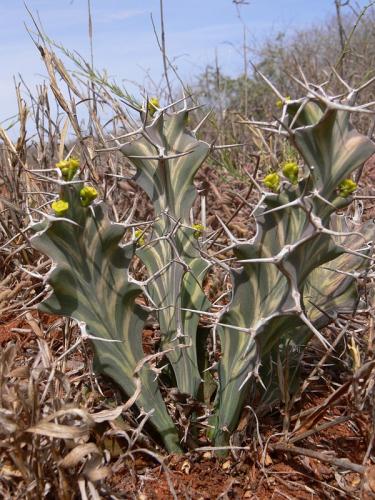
[80,186,98,207]
[282,161,299,184]
[338,179,357,197]
[50,185,98,215]
[263,172,280,192]
[134,229,146,247]
[263,161,300,192]
[51,199,69,216]
[56,157,80,181]
[192,223,204,239]
[147,97,160,117]
[276,96,291,109]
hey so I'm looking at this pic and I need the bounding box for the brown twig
[269,442,365,474]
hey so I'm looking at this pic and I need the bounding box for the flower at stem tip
[338,178,357,197]
[133,229,146,247]
[56,157,80,181]
[276,96,291,109]
[263,172,280,192]
[80,186,98,207]
[51,199,69,216]
[147,97,160,117]
[192,223,204,239]
[282,161,299,184]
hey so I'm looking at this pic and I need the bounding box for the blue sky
[0,0,370,122]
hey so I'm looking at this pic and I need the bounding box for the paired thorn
[193,110,213,134]
[211,143,245,151]
[126,149,195,161]
[299,311,333,350]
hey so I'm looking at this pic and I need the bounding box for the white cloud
[99,9,148,23]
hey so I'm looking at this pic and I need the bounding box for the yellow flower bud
[69,157,80,169]
[263,172,280,192]
[147,97,160,117]
[51,199,69,216]
[134,229,146,247]
[56,157,80,181]
[338,179,357,197]
[56,159,69,170]
[192,223,204,239]
[282,161,299,184]
[80,186,98,207]
[276,96,291,109]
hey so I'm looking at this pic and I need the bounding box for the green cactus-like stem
[121,107,211,398]
[31,184,182,453]
[211,101,375,448]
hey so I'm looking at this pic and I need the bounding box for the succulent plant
[120,105,212,398]
[260,214,374,405]
[31,95,374,455]
[31,182,182,453]
[210,101,375,447]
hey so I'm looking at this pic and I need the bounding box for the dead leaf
[83,456,109,482]
[8,365,30,378]
[0,343,17,376]
[60,443,101,468]
[0,409,18,433]
[27,422,90,440]
[363,464,375,494]
[181,460,191,475]
[0,464,23,478]
[43,407,95,425]
[222,460,232,470]
[90,406,125,423]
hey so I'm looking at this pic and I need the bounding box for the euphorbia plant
[30,91,375,453]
